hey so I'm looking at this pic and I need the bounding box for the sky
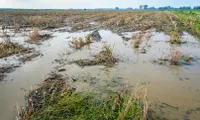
[0,0,199,9]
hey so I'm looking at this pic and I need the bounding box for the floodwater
[0,28,200,120]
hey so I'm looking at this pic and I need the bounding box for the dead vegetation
[170,50,182,65]
[158,50,193,65]
[27,28,52,44]
[72,45,117,67]
[70,36,92,49]
[0,10,198,38]
[0,10,66,29]
[70,30,101,49]
[170,24,182,44]
[133,33,143,48]
[71,22,91,31]
[0,37,28,58]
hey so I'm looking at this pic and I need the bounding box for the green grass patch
[19,74,149,120]
[28,91,145,120]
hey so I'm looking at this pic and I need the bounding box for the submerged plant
[71,36,92,49]
[170,50,182,65]
[72,44,117,67]
[133,34,143,48]
[28,28,52,44]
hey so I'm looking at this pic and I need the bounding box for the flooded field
[0,10,200,120]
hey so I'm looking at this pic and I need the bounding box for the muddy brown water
[0,28,200,120]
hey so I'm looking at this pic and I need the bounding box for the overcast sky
[1,0,199,9]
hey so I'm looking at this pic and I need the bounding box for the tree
[115,7,119,10]
[126,7,133,10]
[144,5,148,9]
[139,5,143,9]
[194,6,200,10]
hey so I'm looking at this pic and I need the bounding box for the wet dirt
[0,27,200,120]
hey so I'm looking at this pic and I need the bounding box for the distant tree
[126,7,133,10]
[139,5,143,9]
[148,7,156,10]
[115,7,119,10]
[144,5,148,9]
[194,6,200,10]
[180,6,191,10]
[84,8,87,10]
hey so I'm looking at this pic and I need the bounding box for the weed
[29,27,39,41]
[0,37,28,58]
[85,35,92,43]
[71,36,92,49]
[170,31,181,44]
[181,54,193,63]
[170,50,182,65]
[14,23,20,33]
[72,22,91,31]
[28,28,52,44]
[72,44,117,67]
[133,34,143,48]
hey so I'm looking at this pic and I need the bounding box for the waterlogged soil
[0,26,200,120]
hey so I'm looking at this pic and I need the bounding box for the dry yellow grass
[29,27,39,41]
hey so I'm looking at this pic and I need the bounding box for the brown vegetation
[0,37,28,58]
[72,45,117,67]
[133,33,143,48]
[27,28,52,44]
[70,36,92,49]
[170,50,182,65]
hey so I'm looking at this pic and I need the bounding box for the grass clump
[169,23,182,44]
[73,45,117,67]
[170,29,181,44]
[71,36,92,49]
[27,27,52,44]
[0,37,28,58]
[133,33,143,48]
[158,50,193,65]
[19,74,149,120]
[170,50,182,65]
